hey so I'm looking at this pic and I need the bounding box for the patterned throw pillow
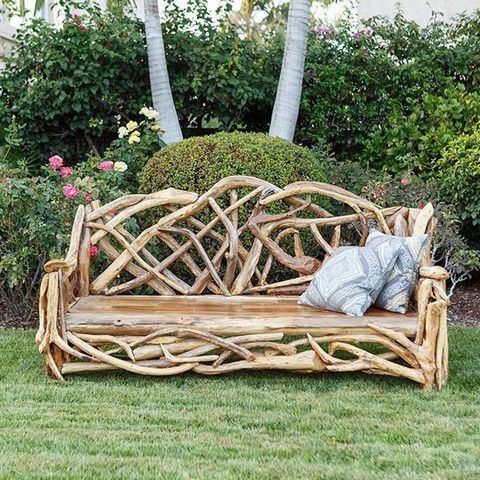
[366,230,428,314]
[298,239,402,317]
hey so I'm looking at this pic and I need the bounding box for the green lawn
[1,328,480,480]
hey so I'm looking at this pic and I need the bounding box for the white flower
[113,161,128,172]
[118,126,129,138]
[128,134,141,144]
[139,106,160,120]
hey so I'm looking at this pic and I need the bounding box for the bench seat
[66,295,418,337]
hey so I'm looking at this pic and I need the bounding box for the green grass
[1,328,480,480]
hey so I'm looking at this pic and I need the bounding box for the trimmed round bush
[140,131,327,194]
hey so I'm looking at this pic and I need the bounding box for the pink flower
[364,27,373,36]
[73,13,80,20]
[49,155,64,170]
[374,186,387,199]
[90,245,99,257]
[84,192,92,201]
[400,178,409,187]
[99,161,114,171]
[417,204,425,210]
[60,166,73,178]
[1,177,12,185]
[63,184,80,199]
[78,24,87,31]
[109,210,117,216]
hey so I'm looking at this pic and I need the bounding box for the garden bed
[448,280,480,328]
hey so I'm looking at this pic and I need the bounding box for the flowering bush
[0,2,151,165]
[298,11,480,167]
[0,104,165,325]
[97,107,165,186]
[0,154,128,284]
[0,152,136,326]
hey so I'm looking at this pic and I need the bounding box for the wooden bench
[36,176,450,389]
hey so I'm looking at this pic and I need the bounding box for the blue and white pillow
[298,237,402,317]
[366,230,428,314]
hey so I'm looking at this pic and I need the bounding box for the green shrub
[298,13,459,160]
[363,85,480,172]
[162,0,280,134]
[0,3,151,166]
[435,130,480,228]
[298,11,480,170]
[140,131,327,194]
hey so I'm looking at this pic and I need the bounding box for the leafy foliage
[162,0,281,133]
[364,85,480,172]
[435,129,480,228]
[0,3,150,166]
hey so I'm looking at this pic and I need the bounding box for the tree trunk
[269,0,310,141]
[144,0,183,144]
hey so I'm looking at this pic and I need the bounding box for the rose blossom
[90,245,99,257]
[113,161,128,172]
[60,166,73,178]
[49,155,64,170]
[84,192,93,201]
[99,161,114,171]
[417,204,425,210]
[63,184,80,199]
[400,178,409,186]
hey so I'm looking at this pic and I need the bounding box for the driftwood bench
[36,176,450,389]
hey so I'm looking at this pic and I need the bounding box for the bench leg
[35,272,67,380]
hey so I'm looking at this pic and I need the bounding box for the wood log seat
[36,175,450,389]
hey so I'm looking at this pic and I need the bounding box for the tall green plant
[0,3,151,166]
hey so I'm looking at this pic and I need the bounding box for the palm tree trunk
[144,0,183,144]
[269,0,310,141]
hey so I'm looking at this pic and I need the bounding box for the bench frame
[36,176,450,389]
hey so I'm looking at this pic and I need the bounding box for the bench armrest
[420,266,449,281]
[43,205,85,277]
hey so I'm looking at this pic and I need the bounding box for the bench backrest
[68,176,435,297]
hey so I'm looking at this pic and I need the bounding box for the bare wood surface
[36,175,449,389]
